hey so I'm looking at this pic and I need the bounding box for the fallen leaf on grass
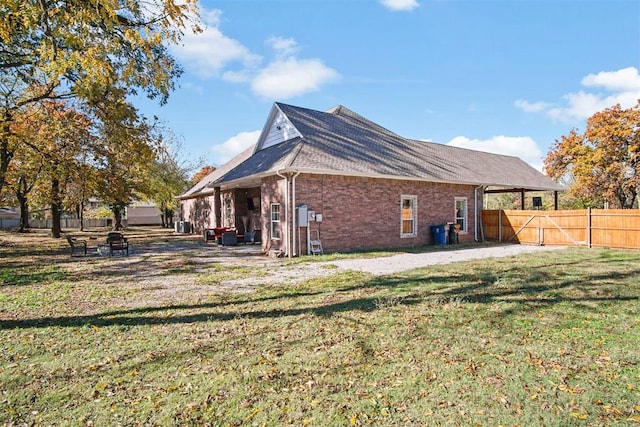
[350,414,357,425]
[570,412,588,420]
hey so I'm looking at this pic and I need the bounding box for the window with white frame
[401,195,417,237]
[270,204,281,240]
[455,197,467,232]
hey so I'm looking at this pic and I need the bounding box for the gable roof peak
[326,104,349,115]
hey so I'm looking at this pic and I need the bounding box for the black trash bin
[430,224,447,245]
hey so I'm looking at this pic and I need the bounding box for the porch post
[520,190,525,210]
[554,191,559,210]
[214,187,222,227]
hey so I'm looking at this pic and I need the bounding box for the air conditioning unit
[176,221,191,233]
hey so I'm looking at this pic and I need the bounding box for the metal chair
[106,232,129,256]
[65,236,87,256]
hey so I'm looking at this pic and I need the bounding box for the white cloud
[211,130,261,164]
[515,66,640,123]
[250,36,339,99]
[170,10,262,78]
[251,58,339,99]
[582,67,640,92]
[513,99,551,113]
[221,70,252,83]
[201,8,222,26]
[169,7,339,99]
[447,135,544,171]
[267,36,299,58]
[380,0,420,11]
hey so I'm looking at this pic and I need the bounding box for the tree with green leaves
[146,134,195,228]
[12,99,93,237]
[0,0,201,197]
[545,101,640,208]
[92,91,156,231]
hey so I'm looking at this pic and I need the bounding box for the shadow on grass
[3,261,639,330]
[0,239,265,286]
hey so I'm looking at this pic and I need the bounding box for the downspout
[276,170,290,257]
[474,185,484,242]
[291,170,301,256]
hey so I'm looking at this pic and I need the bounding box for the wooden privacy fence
[483,209,640,249]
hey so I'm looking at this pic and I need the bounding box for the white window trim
[455,197,468,233]
[270,203,281,240]
[400,195,418,238]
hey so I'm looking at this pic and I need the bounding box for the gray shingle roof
[184,102,564,196]
[179,144,256,199]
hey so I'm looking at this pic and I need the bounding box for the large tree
[0,0,200,196]
[146,135,195,228]
[545,102,640,208]
[11,99,92,237]
[92,91,156,231]
[191,165,216,185]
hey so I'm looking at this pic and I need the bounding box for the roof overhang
[216,167,566,192]
[484,186,565,194]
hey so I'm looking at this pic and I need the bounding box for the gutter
[275,170,290,257]
[474,185,485,242]
[291,170,301,256]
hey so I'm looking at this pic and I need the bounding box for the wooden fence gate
[482,209,640,249]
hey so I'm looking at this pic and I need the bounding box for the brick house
[179,103,563,255]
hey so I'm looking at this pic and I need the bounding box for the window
[455,198,467,232]
[270,204,281,240]
[401,195,417,237]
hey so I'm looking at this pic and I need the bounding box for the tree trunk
[165,208,174,228]
[79,202,84,231]
[112,204,124,231]
[0,112,14,196]
[16,174,30,232]
[51,178,62,238]
[18,195,29,232]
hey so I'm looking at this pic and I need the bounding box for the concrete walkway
[327,244,566,276]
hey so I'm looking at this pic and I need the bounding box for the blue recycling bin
[430,224,447,245]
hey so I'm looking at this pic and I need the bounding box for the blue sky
[138,0,640,172]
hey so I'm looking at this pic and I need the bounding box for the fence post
[538,214,542,246]
[587,207,592,248]
[498,209,502,242]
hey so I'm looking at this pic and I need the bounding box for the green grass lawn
[1,234,639,426]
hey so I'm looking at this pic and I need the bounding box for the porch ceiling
[219,176,263,190]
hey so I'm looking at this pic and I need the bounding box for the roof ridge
[329,105,406,141]
[410,138,523,160]
[281,137,305,168]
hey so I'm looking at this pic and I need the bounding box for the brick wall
[293,174,478,253]
[184,173,480,254]
[180,194,216,233]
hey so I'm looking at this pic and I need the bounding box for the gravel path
[325,244,565,276]
[115,242,567,302]
[218,244,567,292]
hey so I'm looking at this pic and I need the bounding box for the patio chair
[65,236,87,257]
[106,232,129,256]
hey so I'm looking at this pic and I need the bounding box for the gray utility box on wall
[297,205,308,227]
